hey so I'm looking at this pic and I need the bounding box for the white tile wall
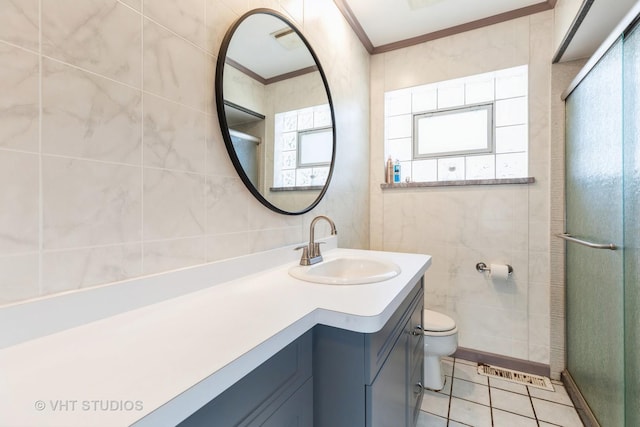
[41,59,143,164]
[0,0,371,305]
[42,0,143,87]
[143,93,207,173]
[42,157,143,249]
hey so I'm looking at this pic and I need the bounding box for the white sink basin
[288,256,401,285]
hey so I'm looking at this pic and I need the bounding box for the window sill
[380,177,535,189]
[270,185,324,192]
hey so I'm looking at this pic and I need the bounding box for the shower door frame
[555,3,640,426]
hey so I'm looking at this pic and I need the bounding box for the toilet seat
[423,309,456,333]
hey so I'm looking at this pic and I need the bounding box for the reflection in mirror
[216,9,335,215]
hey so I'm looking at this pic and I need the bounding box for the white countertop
[0,245,430,427]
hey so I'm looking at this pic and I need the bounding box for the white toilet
[423,309,458,391]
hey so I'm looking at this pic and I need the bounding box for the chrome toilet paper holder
[475,262,513,275]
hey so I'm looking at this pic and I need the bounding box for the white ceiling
[343,0,543,48]
[227,13,316,80]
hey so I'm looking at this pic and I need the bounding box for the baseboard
[452,347,550,377]
[562,370,601,427]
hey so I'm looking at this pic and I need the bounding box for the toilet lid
[423,309,456,332]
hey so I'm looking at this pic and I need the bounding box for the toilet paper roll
[490,263,510,280]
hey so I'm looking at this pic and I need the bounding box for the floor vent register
[477,363,554,391]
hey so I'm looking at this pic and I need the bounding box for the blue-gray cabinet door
[366,327,408,427]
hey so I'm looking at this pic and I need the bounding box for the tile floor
[417,357,584,427]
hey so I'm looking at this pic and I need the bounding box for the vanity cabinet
[179,331,313,427]
[178,279,423,427]
[314,278,425,427]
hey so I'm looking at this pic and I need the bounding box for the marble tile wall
[371,12,557,370]
[0,0,370,306]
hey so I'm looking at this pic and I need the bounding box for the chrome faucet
[295,215,338,265]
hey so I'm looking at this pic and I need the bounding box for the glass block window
[274,104,332,188]
[384,65,528,182]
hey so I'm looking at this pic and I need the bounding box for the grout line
[38,152,208,176]
[451,376,489,388]
[140,1,145,275]
[488,375,494,427]
[39,236,209,255]
[446,358,455,425]
[116,0,138,13]
[202,0,210,262]
[447,395,494,409]
[529,394,577,408]
[37,0,43,298]
[0,38,39,57]
[526,386,541,426]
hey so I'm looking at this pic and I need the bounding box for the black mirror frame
[215,8,336,215]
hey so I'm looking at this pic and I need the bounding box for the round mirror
[215,9,336,215]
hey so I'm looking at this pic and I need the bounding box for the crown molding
[334,0,556,55]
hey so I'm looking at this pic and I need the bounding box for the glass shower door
[565,39,625,427]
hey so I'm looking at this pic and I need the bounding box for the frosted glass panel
[386,114,412,139]
[298,129,332,166]
[465,79,494,104]
[623,25,640,427]
[565,39,624,427]
[282,132,296,150]
[496,152,527,178]
[412,159,437,182]
[313,106,332,127]
[437,84,464,108]
[281,151,296,169]
[437,157,464,181]
[495,73,527,99]
[385,90,412,116]
[297,108,313,130]
[416,106,491,156]
[386,138,412,162]
[384,138,412,161]
[412,87,437,112]
[466,155,495,180]
[495,97,527,126]
[495,125,527,153]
